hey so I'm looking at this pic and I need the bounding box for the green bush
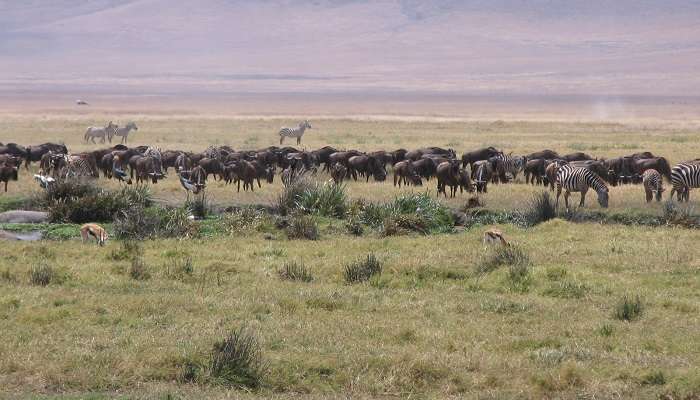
[296,181,347,218]
[344,254,382,284]
[285,214,319,240]
[113,206,195,240]
[210,328,266,389]
[278,261,313,282]
[614,294,644,321]
[222,207,272,233]
[476,244,530,275]
[360,193,454,234]
[276,175,315,216]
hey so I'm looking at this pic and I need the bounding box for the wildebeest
[524,158,547,185]
[525,149,559,160]
[436,161,461,198]
[393,160,422,187]
[198,158,225,181]
[391,149,408,165]
[632,157,672,181]
[411,158,437,181]
[0,163,18,191]
[25,143,68,170]
[331,164,347,184]
[312,146,339,171]
[473,160,493,193]
[562,152,595,162]
[0,143,29,168]
[134,156,164,184]
[348,155,387,182]
[462,147,501,168]
[327,151,363,171]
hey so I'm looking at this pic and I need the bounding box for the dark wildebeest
[228,161,257,192]
[113,148,145,178]
[0,163,19,192]
[411,158,437,181]
[473,160,493,193]
[312,146,339,171]
[462,147,501,169]
[632,157,672,181]
[348,155,387,182]
[436,160,461,198]
[393,160,422,187]
[569,160,613,185]
[248,160,275,188]
[603,156,636,185]
[525,150,560,160]
[524,158,547,185]
[134,156,164,184]
[327,151,363,171]
[627,151,656,160]
[406,147,455,162]
[24,143,69,170]
[0,155,22,169]
[369,150,394,170]
[0,143,28,168]
[199,158,224,181]
[175,153,193,173]
[161,150,182,173]
[330,164,347,184]
[391,149,408,165]
[562,152,595,162]
[458,168,474,194]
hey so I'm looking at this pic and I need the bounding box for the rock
[0,210,50,224]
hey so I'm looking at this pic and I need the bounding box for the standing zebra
[555,165,609,210]
[84,121,117,144]
[57,155,98,179]
[642,169,664,202]
[112,122,138,144]
[279,120,311,145]
[670,162,700,202]
[491,153,525,182]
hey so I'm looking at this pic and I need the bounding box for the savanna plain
[1,113,700,399]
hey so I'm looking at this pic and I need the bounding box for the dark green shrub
[344,254,382,284]
[285,214,319,240]
[296,182,347,218]
[276,175,315,216]
[278,261,313,282]
[210,328,266,389]
[360,193,454,234]
[614,294,643,321]
[29,263,53,286]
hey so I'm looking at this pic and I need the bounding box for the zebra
[555,165,609,210]
[491,153,525,182]
[279,120,311,145]
[84,121,117,144]
[112,122,138,144]
[58,155,97,179]
[670,162,700,202]
[642,169,664,202]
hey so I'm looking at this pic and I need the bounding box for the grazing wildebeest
[161,151,182,173]
[312,146,339,171]
[348,155,387,182]
[436,160,461,198]
[84,122,117,144]
[462,147,501,169]
[458,168,474,194]
[25,143,68,170]
[473,160,493,193]
[0,164,18,191]
[411,158,437,181]
[393,160,422,187]
[198,158,225,181]
[0,143,29,168]
[525,150,560,160]
[228,161,258,192]
[391,149,408,165]
[330,164,347,184]
[562,152,595,162]
[524,158,547,185]
[134,156,164,184]
[113,122,139,144]
[327,151,363,171]
[632,157,672,181]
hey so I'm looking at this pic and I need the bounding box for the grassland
[1,115,700,399]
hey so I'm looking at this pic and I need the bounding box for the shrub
[276,175,315,216]
[597,324,614,337]
[640,370,666,386]
[614,294,644,321]
[278,261,313,282]
[113,206,195,239]
[210,327,266,389]
[29,263,53,286]
[345,218,364,236]
[517,191,556,227]
[108,240,143,261]
[222,207,271,233]
[360,193,454,234]
[296,181,347,218]
[476,244,530,275]
[507,262,532,293]
[663,201,699,228]
[285,213,319,240]
[344,253,382,284]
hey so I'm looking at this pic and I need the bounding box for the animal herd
[1,135,699,209]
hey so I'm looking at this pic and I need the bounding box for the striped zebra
[492,153,525,182]
[555,165,609,210]
[642,169,664,202]
[112,122,138,144]
[279,120,311,145]
[670,163,700,202]
[84,121,117,144]
[59,155,97,179]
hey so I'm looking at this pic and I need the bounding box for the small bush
[476,244,530,275]
[129,257,150,280]
[108,240,143,261]
[345,216,364,236]
[614,294,644,321]
[222,207,272,233]
[278,261,313,282]
[344,254,382,284]
[285,214,319,240]
[359,193,454,234]
[517,191,556,227]
[114,206,196,239]
[597,324,614,337]
[640,370,666,386]
[29,263,53,286]
[276,175,315,216]
[507,262,532,293]
[210,327,266,389]
[186,192,210,220]
[296,181,347,218]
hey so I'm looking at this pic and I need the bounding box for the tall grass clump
[344,253,382,284]
[296,181,347,218]
[113,206,195,239]
[108,240,144,261]
[614,294,644,321]
[517,191,557,227]
[476,244,530,275]
[210,328,266,389]
[222,207,273,233]
[284,213,319,240]
[278,261,313,282]
[663,201,699,228]
[186,192,210,220]
[29,263,54,286]
[276,175,315,216]
[360,193,454,234]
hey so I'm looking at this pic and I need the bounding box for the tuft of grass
[209,327,266,389]
[507,262,532,293]
[598,324,614,337]
[476,244,530,275]
[278,261,313,282]
[360,193,454,234]
[296,181,348,218]
[276,175,315,216]
[1,268,18,283]
[614,294,644,321]
[517,191,556,227]
[114,206,196,240]
[222,207,272,233]
[29,263,54,286]
[129,257,150,281]
[284,214,319,240]
[640,370,666,386]
[480,298,530,314]
[344,253,382,284]
[108,240,143,261]
[186,192,211,220]
[542,280,588,299]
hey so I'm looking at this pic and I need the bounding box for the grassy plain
[1,114,700,399]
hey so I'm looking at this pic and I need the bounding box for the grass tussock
[344,253,381,284]
[360,193,454,234]
[614,294,644,321]
[296,181,348,218]
[476,244,530,275]
[186,192,211,220]
[129,257,150,281]
[542,280,589,299]
[108,240,144,261]
[222,207,272,233]
[278,261,313,282]
[517,191,557,227]
[210,327,266,389]
[29,263,54,286]
[114,206,196,240]
[284,213,319,240]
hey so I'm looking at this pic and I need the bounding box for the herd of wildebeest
[0,137,699,207]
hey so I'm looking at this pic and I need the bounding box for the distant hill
[1,0,699,97]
